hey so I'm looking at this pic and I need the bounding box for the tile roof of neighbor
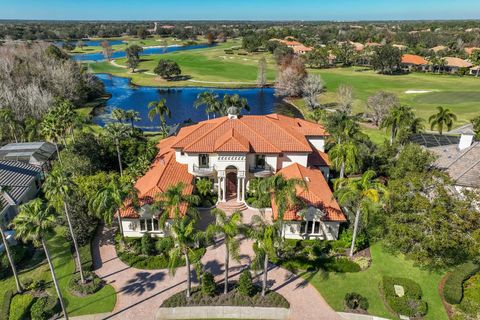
[119,137,194,219]
[308,148,331,167]
[465,47,480,55]
[0,160,42,210]
[402,54,428,65]
[431,45,448,52]
[0,142,56,165]
[428,142,480,188]
[444,57,473,68]
[172,114,328,154]
[273,163,346,222]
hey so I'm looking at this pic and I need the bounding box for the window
[140,219,147,231]
[255,154,266,169]
[301,220,321,235]
[314,221,320,234]
[140,218,161,232]
[300,221,306,234]
[198,154,209,168]
[306,221,313,234]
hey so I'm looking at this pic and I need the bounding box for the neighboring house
[0,160,43,226]
[393,44,407,51]
[271,38,313,55]
[430,45,448,53]
[464,47,480,55]
[119,111,345,240]
[442,57,473,74]
[0,142,57,172]
[401,54,428,72]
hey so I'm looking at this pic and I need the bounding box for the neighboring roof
[293,45,313,54]
[465,47,480,55]
[393,44,407,50]
[429,142,480,188]
[308,148,331,167]
[0,142,56,166]
[172,114,328,154]
[444,57,473,68]
[0,160,42,210]
[402,54,428,65]
[410,133,460,148]
[365,42,382,47]
[273,163,346,222]
[448,124,476,136]
[118,137,194,219]
[431,45,448,52]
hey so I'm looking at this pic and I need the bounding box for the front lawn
[307,242,447,320]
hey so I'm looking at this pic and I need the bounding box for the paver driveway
[88,208,340,320]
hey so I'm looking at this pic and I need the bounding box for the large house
[119,111,346,240]
[0,142,57,172]
[401,54,428,72]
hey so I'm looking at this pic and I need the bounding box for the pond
[93,74,300,131]
[73,44,214,62]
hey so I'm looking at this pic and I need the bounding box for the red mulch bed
[438,272,454,319]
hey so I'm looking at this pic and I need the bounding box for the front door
[226,172,237,200]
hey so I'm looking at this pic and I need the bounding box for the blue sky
[1,0,479,21]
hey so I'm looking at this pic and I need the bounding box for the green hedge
[118,246,206,270]
[0,290,13,320]
[443,262,480,305]
[382,276,427,317]
[30,295,58,320]
[8,293,35,320]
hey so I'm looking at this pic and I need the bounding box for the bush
[30,295,58,320]
[201,272,216,296]
[68,271,104,296]
[141,233,156,255]
[325,257,361,273]
[0,245,28,279]
[353,256,371,271]
[382,276,427,317]
[455,273,480,318]
[238,270,255,297]
[344,292,369,311]
[444,262,480,304]
[8,293,35,320]
[27,279,46,292]
[0,290,13,320]
[156,237,174,255]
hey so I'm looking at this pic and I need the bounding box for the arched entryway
[226,171,237,200]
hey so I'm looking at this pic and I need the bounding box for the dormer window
[198,154,209,168]
[255,154,266,169]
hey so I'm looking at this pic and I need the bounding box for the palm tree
[380,105,415,144]
[0,107,18,143]
[328,140,360,179]
[22,117,41,142]
[429,106,457,135]
[194,91,220,120]
[258,174,306,238]
[153,182,200,229]
[325,111,360,145]
[41,114,66,164]
[250,214,278,297]
[168,215,202,298]
[334,170,386,257]
[148,98,171,134]
[104,123,131,176]
[14,199,68,319]
[43,168,85,283]
[112,108,127,123]
[222,94,250,115]
[207,209,243,294]
[125,110,141,129]
[0,187,22,293]
[89,176,138,240]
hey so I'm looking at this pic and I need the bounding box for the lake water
[73,44,214,62]
[55,39,125,47]
[93,74,299,131]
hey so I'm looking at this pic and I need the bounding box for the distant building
[465,47,480,55]
[430,45,448,53]
[271,37,313,55]
[401,54,428,72]
[0,142,57,172]
[0,161,43,225]
[442,57,473,74]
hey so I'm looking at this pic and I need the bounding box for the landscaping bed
[381,276,428,318]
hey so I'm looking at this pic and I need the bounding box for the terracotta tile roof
[174,114,327,154]
[431,45,448,53]
[308,148,331,167]
[465,47,480,55]
[444,57,473,68]
[402,54,428,65]
[293,45,313,53]
[273,163,346,222]
[119,137,194,219]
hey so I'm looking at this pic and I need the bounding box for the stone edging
[244,203,273,212]
[156,306,289,320]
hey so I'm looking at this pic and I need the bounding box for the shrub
[30,295,58,320]
[444,262,480,304]
[156,237,174,255]
[141,233,156,255]
[325,257,361,273]
[8,293,35,320]
[238,270,255,297]
[0,290,13,320]
[382,276,427,317]
[456,273,480,318]
[353,256,371,271]
[201,272,216,296]
[344,292,369,311]
[28,279,46,292]
[22,277,33,289]
[68,271,104,296]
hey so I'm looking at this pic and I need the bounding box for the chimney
[458,134,474,150]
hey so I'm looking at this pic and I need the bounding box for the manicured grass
[307,242,447,320]
[0,228,116,318]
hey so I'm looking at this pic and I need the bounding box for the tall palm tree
[0,107,18,143]
[250,214,278,297]
[325,111,360,145]
[104,123,131,176]
[334,170,386,257]
[429,106,457,135]
[328,140,360,179]
[22,117,41,142]
[152,182,200,229]
[222,94,250,115]
[168,215,202,298]
[89,177,138,240]
[380,105,415,144]
[43,168,85,283]
[258,174,306,238]
[207,209,243,294]
[0,187,22,293]
[41,114,66,164]
[148,98,171,134]
[111,108,127,123]
[14,199,68,319]
[194,91,220,120]
[125,110,141,129]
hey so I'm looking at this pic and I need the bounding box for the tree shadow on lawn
[120,271,166,296]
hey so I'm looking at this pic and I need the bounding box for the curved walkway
[88,208,340,320]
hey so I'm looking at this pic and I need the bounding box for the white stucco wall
[121,218,169,238]
[278,153,309,169]
[307,137,326,152]
[283,221,340,240]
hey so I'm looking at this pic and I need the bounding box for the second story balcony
[192,164,215,177]
[249,164,274,177]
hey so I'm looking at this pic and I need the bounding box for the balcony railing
[249,164,274,176]
[192,164,215,176]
